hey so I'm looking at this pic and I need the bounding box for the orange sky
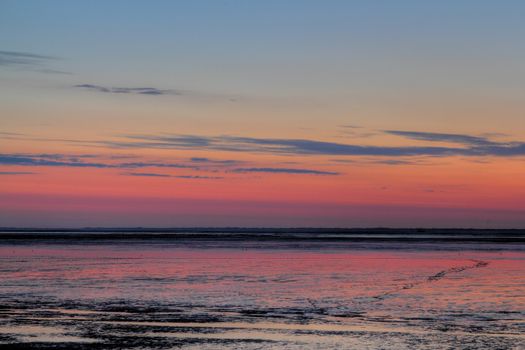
[1,1,525,227]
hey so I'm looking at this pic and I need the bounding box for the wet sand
[0,230,524,349]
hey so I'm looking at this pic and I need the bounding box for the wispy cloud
[72,83,242,101]
[332,158,424,166]
[0,50,70,74]
[123,172,223,179]
[0,154,111,168]
[370,159,422,165]
[0,50,56,66]
[337,125,376,138]
[99,132,525,158]
[0,131,26,140]
[384,130,498,146]
[232,167,339,175]
[123,172,172,177]
[189,157,240,165]
[339,125,363,129]
[100,134,463,156]
[119,162,195,169]
[74,84,180,96]
[0,153,337,178]
[0,154,197,170]
[173,175,223,179]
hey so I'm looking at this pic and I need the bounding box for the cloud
[0,154,112,168]
[0,154,197,170]
[0,50,56,66]
[480,143,525,156]
[99,132,525,158]
[481,132,509,138]
[190,157,209,162]
[232,167,339,175]
[72,83,243,101]
[74,84,180,96]
[34,68,72,75]
[0,50,70,74]
[123,172,171,177]
[331,158,431,166]
[384,130,498,146]
[173,175,223,179]
[102,134,464,156]
[189,157,240,165]
[123,172,222,179]
[0,153,228,178]
[0,153,336,177]
[337,125,376,138]
[119,162,196,169]
[0,132,26,140]
[371,159,420,165]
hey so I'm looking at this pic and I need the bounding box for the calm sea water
[0,232,524,349]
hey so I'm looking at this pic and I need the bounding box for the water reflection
[0,242,524,349]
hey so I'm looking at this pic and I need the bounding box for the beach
[0,230,524,349]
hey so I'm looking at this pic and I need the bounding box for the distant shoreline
[2,227,525,233]
[1,228,525,244]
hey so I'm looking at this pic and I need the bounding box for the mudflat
[0,230,524,349]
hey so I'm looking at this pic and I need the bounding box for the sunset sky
[1,1,525,227]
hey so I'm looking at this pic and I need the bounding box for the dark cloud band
[232,167,339,175]
[74,84,179,96]
[100,132,525,158]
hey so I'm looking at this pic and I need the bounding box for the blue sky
[1,1,525,227]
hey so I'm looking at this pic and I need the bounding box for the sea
[0,229,524,349]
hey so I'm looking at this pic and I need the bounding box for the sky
[1,0,525,228]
